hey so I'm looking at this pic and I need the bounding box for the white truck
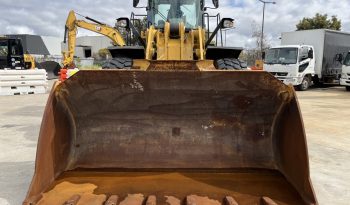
[340,52,350,91]
[264,29,350,90]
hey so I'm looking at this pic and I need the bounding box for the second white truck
[264,29,350,90]
[340,52,350,91]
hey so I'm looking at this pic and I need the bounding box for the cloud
[0,0,349,49]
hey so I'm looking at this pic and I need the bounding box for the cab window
[10,40,23,56]
[0,40,8,57]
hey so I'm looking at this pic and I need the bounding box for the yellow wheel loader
[24,0,317,204]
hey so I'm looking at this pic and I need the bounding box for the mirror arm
[203,7,218,11]
[129,20,146,47]
[205,20,223,48]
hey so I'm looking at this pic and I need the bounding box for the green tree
[296,13,341,31]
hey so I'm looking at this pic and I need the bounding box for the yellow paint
[133,59,150,70]
[255,60,264,70]
[146,22,205,61]
[145,26,157,60]
[23,54,36,69]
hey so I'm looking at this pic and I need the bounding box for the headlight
[341,73,348,79]
[285,78,296,83]
[222,19,235,29]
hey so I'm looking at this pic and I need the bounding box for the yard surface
[0,83,349,205]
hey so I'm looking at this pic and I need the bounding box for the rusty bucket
[24,70,317,205]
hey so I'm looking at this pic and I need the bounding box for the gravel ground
[0,82,349,205]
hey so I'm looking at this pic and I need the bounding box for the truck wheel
[346,86,350,91]
[215,58,247,70]
[102,58,132,69]
[298,76,310,91]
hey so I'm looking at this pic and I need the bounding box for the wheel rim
[302,78,309,90]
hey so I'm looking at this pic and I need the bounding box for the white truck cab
[264,45,315,91]
[340,52,350,91]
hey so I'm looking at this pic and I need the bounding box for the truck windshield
[150,0,200,29]
[344,53,350,66]
[265,48,298,65]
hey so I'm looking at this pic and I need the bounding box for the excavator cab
[0,37,36,70]
[24,0,318,204]
[0,37,25,69]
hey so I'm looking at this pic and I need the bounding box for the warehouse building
[64,36,111,59]
[4,34,112,67]
[6,34,111,59]
[6,34,62,56]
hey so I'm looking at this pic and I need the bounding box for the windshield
[265,48,298,65]
[344,53,350,66]
[150,0,201,29]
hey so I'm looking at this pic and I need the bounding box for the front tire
[297,76,311,91]
[214,58,247,70]
[346,86,350,91]
[102,57,133,69]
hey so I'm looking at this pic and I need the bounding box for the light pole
[258,0,276,59]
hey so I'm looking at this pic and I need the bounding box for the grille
[270,72,288,77]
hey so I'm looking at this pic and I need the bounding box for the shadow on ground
[0,162,34,205]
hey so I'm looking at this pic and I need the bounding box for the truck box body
[281,29,350,80]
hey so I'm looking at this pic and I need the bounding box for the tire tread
[214,58,247,70]
[102,58,133,69]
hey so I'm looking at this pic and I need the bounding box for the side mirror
[200,0,205,10]
[133,0,140,7]
[116,18,130,29]
[308,50,313,59]
[262,52,266,60]
[221,18,234,29]
[212,0,219,8]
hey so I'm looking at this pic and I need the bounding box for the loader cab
[146,0,204,30]
[0,38,25,69]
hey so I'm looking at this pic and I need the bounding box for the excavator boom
[62,10,126,68]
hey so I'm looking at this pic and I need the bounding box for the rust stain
[34,170,305,205]
[147,61,199,71]
[165,196,181,205]
[36,182,106,205]
[119,194,144,205]
[232,95,254,110]
[187,195,221,205]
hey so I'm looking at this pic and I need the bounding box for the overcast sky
[0,0,349,48]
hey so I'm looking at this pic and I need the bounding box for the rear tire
[215,58,247,70]
[102,57,133,69]
[346,86,350,91]
[297,76,310,91]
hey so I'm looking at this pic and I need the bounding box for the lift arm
[62,10,126,68]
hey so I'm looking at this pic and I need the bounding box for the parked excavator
[61,11,126,70]
[24,0,317,204]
